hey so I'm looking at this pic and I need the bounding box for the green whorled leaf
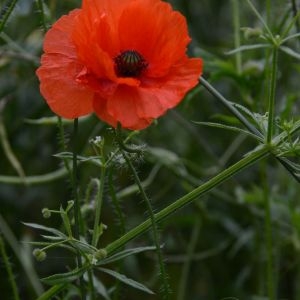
[22,222,67,238]
[193,121,262,141]
[0,0,18,33]
[83,273,111,300]
[41,235,65,241]
[98,267,154,295]
[225,43,270,55]
[36,284,67,300]
[68,239,96,254]
[60,206,72,237]
[98,246,157,266]
[280,45,300,60]
[41,266,88,285]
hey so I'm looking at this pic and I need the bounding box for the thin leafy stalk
[87,269,96,300]
[116,128,171,299]
[72,118,86,300]
[266,47,278,143]
[0,115,25,180]
[35,0,47,33]
[0,0,18,34]
[231,0,242,73]
[246,0,273,39]
[91,160,106,247]
[199,77,263,138]
[106,144,269,255]
[0,213,43,296]
[0,235,20,300]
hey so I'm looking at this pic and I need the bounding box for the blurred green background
[0,0,300,299]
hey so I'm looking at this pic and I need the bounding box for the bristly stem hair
[72,118,86,300]
[115,125,171,299]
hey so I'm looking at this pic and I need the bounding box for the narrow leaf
[194,121,262,141]
[36,284,67,300]
[22,222,67,238]
[98,246,157,265]
[280,45,300,60]
[225,43,269,55]
[98,267,154,295]
[41,266,88,285]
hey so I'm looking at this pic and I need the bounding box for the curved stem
[199,77,263,138]
[116,129,171,299]
[91,163,106,247]
[72,118,86,300]
[106,145,269,255]
[266,46,278,143]
[0,235,20,300]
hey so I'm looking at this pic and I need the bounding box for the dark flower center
[114,50,148,77]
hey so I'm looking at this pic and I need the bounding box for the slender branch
[72,118,86,300]
[105,145,270,255]
[0,235,20,300]
[266,47,278,143]
[116,128,171,299]
[199,77,263,138]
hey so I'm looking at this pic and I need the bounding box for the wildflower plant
[0,0,300,300]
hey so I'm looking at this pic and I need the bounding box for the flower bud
[94,249,107,260]
[33,248,47,262]
[42,208,51,218]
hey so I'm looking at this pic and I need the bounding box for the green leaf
[194,121,262,141]
[280,45,300,60]
[225,43,269,55]
[98,246,157,265]
[22,222,67,238]
[98,267,154,295]
[41,266,88,285]
[36,284,67,300]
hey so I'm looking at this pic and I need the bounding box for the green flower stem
[0,0,18,34]
[266,46,278,143]
[91,162,106,248]
[105,145,269,255]
[0,235,20,300]
[116,129,171,298]
[72,118,86,300]
[199,77,263,138]
[0,213,43,296]
[231,0,242,74]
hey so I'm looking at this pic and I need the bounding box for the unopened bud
[94,249,107,260]
[33,248,47,262]
[42,208,51,218]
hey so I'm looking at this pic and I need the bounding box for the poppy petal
[37,54,94,118]
[94,86,152,129]
[118,0,190,77]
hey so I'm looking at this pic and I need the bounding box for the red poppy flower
[36,0,203,130]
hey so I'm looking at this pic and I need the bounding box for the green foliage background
[0,0,300,299]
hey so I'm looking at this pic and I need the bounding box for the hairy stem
[72,118,86,300]
[106,144,269,255]
[0,235,20,300]
[266,46,278,143]
[199,77,263,138]
[116,129,171,299]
